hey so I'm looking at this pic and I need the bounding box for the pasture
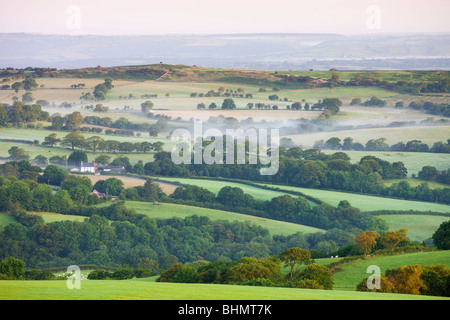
[157,177,450,213]
[378,214,450,243]
[124,201,325,236]
[332,250,450,291]
[1,277,446,300]
[382,178,448,189]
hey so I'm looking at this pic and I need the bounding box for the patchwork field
[0,67,449,301]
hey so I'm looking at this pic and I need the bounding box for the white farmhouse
[80,161,97,173]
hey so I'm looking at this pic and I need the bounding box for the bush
[293,264,334,290]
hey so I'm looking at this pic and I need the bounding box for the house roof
[81,162,96,167]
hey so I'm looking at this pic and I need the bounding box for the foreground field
[1,278,446,300]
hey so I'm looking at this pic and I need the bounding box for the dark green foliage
[432,221,450,250]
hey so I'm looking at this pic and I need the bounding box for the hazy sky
[2,0,450,35]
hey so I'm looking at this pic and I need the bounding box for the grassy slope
[382,178,449,189]
[157,177,450,213]
[155,177,315,203]
[125,201,324,236]
[332,250,450,291]
[1,278,447,300]
[379,214,450,243]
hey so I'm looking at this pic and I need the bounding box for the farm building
[102,165,126,173]
[91,189,106,197]
[80,161,97,173]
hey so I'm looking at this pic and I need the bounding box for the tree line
[157,248,334,290]
[141,149,450,204]
[40,132,165,154]
[316,137,450,154]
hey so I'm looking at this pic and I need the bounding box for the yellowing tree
[385,264,425,295]
[379,228,409,250]
[355,231,379,255]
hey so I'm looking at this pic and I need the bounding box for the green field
[124,201,324,236]
[156,177,316,203]
[157,177,450,213]
[383,178,449,189]
[0,277,446,300]
[379,214,450,243]
[0,212,16,225]
[332,250,450,291]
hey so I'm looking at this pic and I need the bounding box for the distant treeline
[141,150,450,204]
[278,73,450,95]
[315,137,450,154]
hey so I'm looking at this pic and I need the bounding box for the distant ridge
[0,33,449,70]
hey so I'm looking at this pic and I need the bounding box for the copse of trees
[157,247,334,290]
[43,132,164,154]
[0,102,49,127]
[357,264,450,297]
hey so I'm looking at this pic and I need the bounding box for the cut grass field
[0,212,86,225]
[332,250,450,291]
[259,183,450,213]
[124,201,325,236]
[378,214,450,243]
[1,277,447,300]
[156,177,450,213]
[382,178,449,189]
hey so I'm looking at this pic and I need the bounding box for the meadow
[331,250,450,291]
[378,214,450,243]
[124,201,325,236]
[156,177,450,213]
[1,250,449,300]
[2,277,447,300]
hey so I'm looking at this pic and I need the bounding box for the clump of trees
[357,264,450,297]
[157,247,334,290]
[41,132,164,154]
[317,137,450,154]
[0,102,50,127]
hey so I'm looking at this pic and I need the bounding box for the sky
[1,0,450,35]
